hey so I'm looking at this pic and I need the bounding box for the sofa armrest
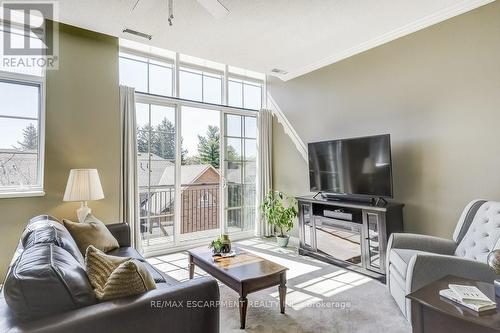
[106,223,131,247]
[8,277,219,333]
[387,233,457,255]
[407,253,496,293]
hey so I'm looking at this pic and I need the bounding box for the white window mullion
[174,104,182,245]
[174,53,180,98]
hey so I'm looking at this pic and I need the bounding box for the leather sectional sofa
[0,215,220,333]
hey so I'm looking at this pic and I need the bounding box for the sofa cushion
[63,215,119,254]
[105,247,174,284]
[389,248,429,279]
[106,246,146,262]
[85,246,156,301]
[21,215,84,265]
[3,243,97,321]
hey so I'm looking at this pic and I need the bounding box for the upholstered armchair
[387,199,500,320]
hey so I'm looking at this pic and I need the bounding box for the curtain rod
[134,91,260,113]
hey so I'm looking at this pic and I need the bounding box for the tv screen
[308,134,393,198]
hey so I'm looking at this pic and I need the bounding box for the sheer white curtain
[256,109,273,237]
[119,86,140,249]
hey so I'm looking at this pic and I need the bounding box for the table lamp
[63,169,105,222]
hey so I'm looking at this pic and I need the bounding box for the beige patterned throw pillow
[85,246,156,301]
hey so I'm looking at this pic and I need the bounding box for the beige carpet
[150,238,410,333]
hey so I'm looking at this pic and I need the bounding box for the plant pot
[276,235,289,247]
[221,234,231,253]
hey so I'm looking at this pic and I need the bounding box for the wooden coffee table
[188,247,287,329]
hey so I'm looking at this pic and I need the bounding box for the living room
[1,1,500,332]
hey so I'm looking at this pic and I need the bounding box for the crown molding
[280,0,495,81]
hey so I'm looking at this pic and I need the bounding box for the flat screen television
[308,134,393,198]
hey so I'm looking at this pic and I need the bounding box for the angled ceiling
[55,0,494,80]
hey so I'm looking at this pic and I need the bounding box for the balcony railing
[139,183,220,240]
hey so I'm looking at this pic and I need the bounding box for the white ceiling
[56,0,494,80]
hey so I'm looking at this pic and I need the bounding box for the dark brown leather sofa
[0,215,220,333]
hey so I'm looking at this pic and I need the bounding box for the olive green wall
[0,24,120,280]
[269,2,500,239]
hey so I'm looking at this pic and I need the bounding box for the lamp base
[77,202,91,223]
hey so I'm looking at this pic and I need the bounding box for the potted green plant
[209,234,231,255]
[209,237,223,255]
[261,191,298,247]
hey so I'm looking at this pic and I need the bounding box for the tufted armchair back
[453,200,500,262]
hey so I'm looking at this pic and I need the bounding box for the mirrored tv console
[297,195,404,280]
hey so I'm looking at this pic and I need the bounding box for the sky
[0,81,39,150]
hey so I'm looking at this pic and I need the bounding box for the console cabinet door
[362,211,387,273]
[299,202,315,250]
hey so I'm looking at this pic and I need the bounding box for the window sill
[0,190,46,199]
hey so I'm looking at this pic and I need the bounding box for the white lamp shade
[63,169,105,202]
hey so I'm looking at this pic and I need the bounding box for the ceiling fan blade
[196,0,229,19]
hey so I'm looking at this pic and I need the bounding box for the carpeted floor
[149,238,410,333]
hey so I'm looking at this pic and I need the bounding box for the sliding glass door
[136,101,177,252]
[135,97,257,255]
[224,113,257,235]
[179,106,222,241]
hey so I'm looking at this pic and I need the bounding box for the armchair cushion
[454,201,500,262]
[407,253,497,293]
[389,249,430,279]
[388,233,457,255]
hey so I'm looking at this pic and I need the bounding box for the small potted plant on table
[261,191,298,247]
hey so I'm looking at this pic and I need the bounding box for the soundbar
[323,209,353,221]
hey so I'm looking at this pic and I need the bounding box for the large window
[119,53,174,97]
[119,45,265,111]
[179,67,222,104]
[120,41,263,252]
[0,76,44,197]
[228,79,262,110]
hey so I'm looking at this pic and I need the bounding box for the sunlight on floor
[237,239,323,279]
[294,270,371,297]
[149,237,371,308]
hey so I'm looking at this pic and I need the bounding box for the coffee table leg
[239,295,248,329]
[188,254,194,279]
[279,272,287,314]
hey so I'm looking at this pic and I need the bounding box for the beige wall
[0,24,120,280]
[269,2,500,239]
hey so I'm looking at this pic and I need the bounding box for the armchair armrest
[407,253,496,293]
[10,277,219,333]
[106,223,131,247]
[388,233,457,255]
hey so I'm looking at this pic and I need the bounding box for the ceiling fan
[167,0,229,25]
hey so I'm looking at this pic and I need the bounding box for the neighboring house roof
[0,149,38,187]
[158,164,220,187]
[137,152,174,188]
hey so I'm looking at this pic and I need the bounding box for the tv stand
[297,195,404,280]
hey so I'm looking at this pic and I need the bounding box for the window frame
[0,70,46,198]
[119,47,266,111]
[119,47,175,97]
